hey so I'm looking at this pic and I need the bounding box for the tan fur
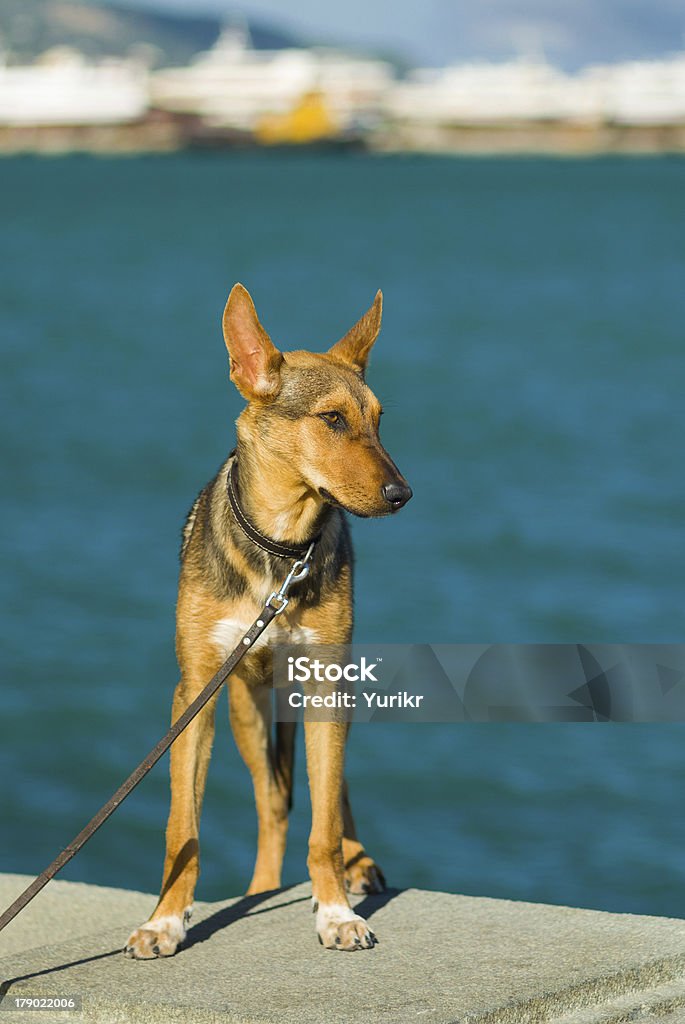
[125,285,410,958]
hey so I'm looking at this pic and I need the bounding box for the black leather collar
[227,456,320,561]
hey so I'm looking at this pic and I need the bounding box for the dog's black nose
[382,482,413,510]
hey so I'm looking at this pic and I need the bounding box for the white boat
[151,25,393,131]
[580,55,685,125]
[385,53,685,126]
[387,59,585,124]
[0,47,149,126]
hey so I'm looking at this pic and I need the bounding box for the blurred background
[2,0,685,153]
[1,2,685,922]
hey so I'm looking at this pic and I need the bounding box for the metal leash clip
[266,542,315,615]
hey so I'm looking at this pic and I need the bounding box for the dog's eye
[319,411,345,429]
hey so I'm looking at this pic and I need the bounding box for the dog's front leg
[304,720,377,950]
[125,673,219,959]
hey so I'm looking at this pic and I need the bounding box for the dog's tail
[275,722,296,810]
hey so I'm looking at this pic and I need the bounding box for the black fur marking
[201,505,249,600]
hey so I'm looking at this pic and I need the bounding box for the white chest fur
[210,616,319,657]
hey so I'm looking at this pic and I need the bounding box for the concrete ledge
[2,873,685,1023]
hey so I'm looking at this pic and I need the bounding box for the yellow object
[256,91,338,146]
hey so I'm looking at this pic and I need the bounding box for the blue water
[1,153,685,918]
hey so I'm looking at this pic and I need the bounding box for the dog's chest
[210,614,318,658]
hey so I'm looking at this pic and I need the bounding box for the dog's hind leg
[305,720,377,950]
[125,669,219,959]
[229,674,290,894]
[275,720,296,812]
[342,778,386,895]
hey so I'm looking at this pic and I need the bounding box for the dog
[125,284,411,957]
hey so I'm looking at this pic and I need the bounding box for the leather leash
[0,466,317,936]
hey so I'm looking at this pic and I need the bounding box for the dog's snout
[381,481,412,511]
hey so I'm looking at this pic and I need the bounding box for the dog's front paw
[345,855,386,895]
[124,912,188,959]
[316,903,377,951]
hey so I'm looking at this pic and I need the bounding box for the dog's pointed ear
[222,284,283,401]
[328,290,383,374]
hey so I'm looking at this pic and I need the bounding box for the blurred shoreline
[2,117,685,157]
[2,22,685,156]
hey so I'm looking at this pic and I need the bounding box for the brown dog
[125,284,411,957]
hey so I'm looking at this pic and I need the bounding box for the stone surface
[1,873,685,1023]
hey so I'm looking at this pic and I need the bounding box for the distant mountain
[435,0,685,70]
[0,0,300,65]
[3,0,679,71]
